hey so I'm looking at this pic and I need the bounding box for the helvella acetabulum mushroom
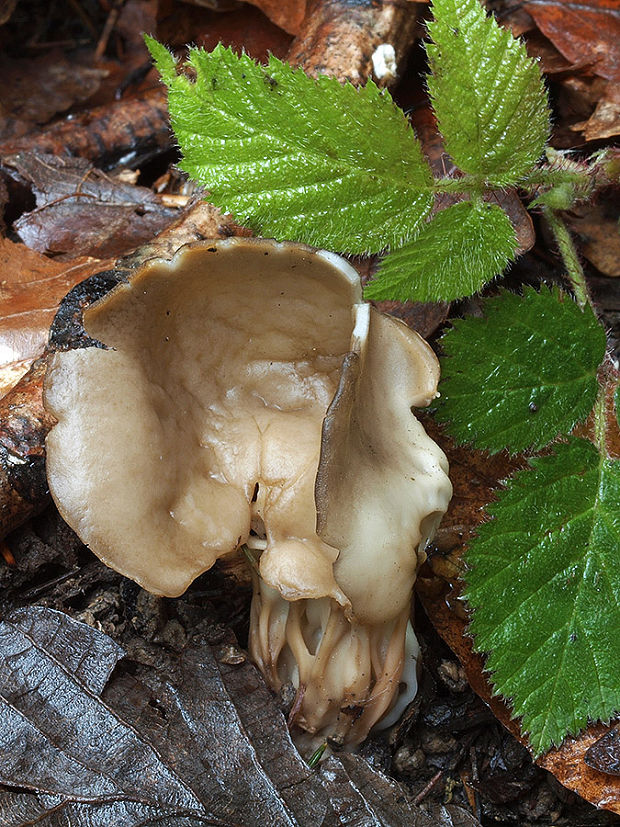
[44,238,452,747]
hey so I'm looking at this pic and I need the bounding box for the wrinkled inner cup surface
[45,241,360,596]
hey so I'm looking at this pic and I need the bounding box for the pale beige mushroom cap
[45,238,451,631]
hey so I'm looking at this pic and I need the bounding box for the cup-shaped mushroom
[44,238,452,746]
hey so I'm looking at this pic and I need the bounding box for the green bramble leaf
[436,287,607,453]
[145,37,434,255]
[465,439,620,755]
[427,0,550,186]
[364,200,516,303]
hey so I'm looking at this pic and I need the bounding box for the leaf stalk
[593,383,609,458]
[432,176,485,194]
[540,206,590,309]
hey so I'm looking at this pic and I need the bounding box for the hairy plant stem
[522,166,590,189]
[541,206,590,309]
[593,384,608,458]
[432,176,485,194]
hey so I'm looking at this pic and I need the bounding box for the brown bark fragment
[0,359,55,537]
[287,0,421,85]
[0,89,170,169]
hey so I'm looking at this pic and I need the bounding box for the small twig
[67,0,99,38]
[27,191,98,217]
[413,769,443,805]
[95,0,125,61]
[21,569,81,600]
[287,684,306,729]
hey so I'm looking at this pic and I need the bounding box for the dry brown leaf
[7,153,183,260]
[242,0,306,35]
[567,197,620,277]
[157,1,293,59]
[575,81,620,141]
[0,238,113,396]
[523,0,620,82]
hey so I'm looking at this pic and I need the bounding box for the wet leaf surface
[585,726,620,776]
[417,415,620,814]
[0,604,481,827]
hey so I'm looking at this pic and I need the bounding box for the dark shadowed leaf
[7,153,182,259]
[436,287,607,453]
[524,0,620,82]
[0,605,481,827]
[465,440,620,756]
[417,418,620,814]
[585,725,620,776]
[0,52,105,142]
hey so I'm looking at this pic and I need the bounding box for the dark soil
[1,507,619,826]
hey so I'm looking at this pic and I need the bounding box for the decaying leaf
[158,2,293,61]
[523,0,620,82]
[0,237,113,396]
[576,81,620,141]
[0,52,105,143]
[585,725,620,776]
[238,0,306,35]
[0,88,171,170]
[0,604,481,827]
[567,197,620,277]
[6,153,182,259]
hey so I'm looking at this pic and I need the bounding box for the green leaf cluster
[437,285,616,755]
[436,287,607,453]
[146,0,550,300]
[426,0,549,186]
[365,201,516,303]
[146,36,433,256]
[466,440,620,755]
